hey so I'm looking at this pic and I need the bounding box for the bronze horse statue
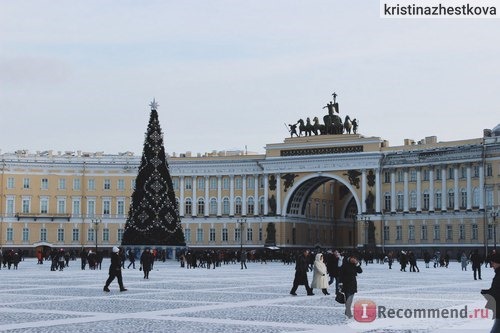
[344,115,352,134]
[297,118,313,136]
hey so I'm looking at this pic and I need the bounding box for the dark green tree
[121,100,185,246]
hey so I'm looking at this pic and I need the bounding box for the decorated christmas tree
[121,100,185,246]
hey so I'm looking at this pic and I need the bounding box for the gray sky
[1,1,499,156]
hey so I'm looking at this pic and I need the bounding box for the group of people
[0,249,22,269]
[290,249,362,318]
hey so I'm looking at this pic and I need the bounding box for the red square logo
[354,299,377,322]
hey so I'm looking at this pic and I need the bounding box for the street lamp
[92,218,101,253]
[237,218,247,253]
[491,210,499,250]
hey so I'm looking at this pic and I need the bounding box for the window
[259,227,263,241]
[88,228,95,242]
[222,177,230,189]
[435,191,442,210]
[235,228,241,242]
[259,197,265,215]
[23,228,29,242]
[421,225,428,240]
[410,169,417,182]
[185,198,192,215]
[209,228,216,242]
[73,178,81,190]
[397,192,404,211]
[197,228,203,242]
[488,224,493,240]
[104,179,111,190]
[197,177,205,189]
[235,177,242,189]
[58,178,66,190]
[6,198,14,215]
[88,179,95,190]
[7,177,14,189]
[247,227,253,241]
[459,224,465,240]
[447,190,454,209]
[235,197,242,215]
[248,176,255,188]
[473,165,480,177]
[222,228,228,242]
[473,188,480,207]
[7,228,13,242]
[23,178,30,189]
[435,168,441,180]
[209,177,217,190]
[57,228,64,242]
[185,228,191,243]
[72,199,81,216]
[103,228,109,242]
[433,225,440,240]
[472,224,478,240]
[384,172,391,183]
[460,166,467,179]
[40,228,47,242]
[72,228,79,242]
[209,198,217,215]
[396,225,402,240]
[117,179,125,190]
[172,178,179,190]
[259,176,264,189]
[117,200,125,216]
[423,169,429,181]
[185,177,192,190]
[118,229,124,242]
[448,167,454,180]
[57,198,66,214]
[486,163,493,177]
[22,198,30,213]
[87,200,95,217]
[41,178,49,190]
[383,225,390,241]
[103,199,111,216]
[40,198,49,214]
[460,188,467,209]
[247,197,255,216]
[397,170,403,182]
[423,191,430,210]
[408,225,415,240]
[131,179,136,190]
[446,225,453,240]
[197,198,205,215]
[223,198,230,215]
[410,191,417,210]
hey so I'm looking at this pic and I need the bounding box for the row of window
[383,223,494,242]
[7,177,135,191]
[174,176,264,191]
[5,197,126,216]
[383,164,493,184]
[184,227,263,243]
[4,227,124,243]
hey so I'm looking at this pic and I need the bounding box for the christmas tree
[121,100,185,246]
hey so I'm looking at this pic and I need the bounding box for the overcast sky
[1,1,499,156]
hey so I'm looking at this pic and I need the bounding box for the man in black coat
[471,249,483,280]
[481,252,500,333]
[290,249,314,296]
[340,254,363,318]
[104,246,127,292]
[325,249,342,293]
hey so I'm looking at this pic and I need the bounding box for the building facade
[1,124,499,256]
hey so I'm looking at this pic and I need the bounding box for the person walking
[140,248,154,279]
[325,249,342,293]
[481,252,500,333]
[340,254,363,318]
[471,249,483,280]
[290,249,314,296]
[80,248,87,270]
[103,246,127,292]
[460,252,469,271]
[311,253,329,295]
[240,250,248,269]
[127,249,136,269]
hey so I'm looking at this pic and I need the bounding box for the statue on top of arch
[287,92,359,137]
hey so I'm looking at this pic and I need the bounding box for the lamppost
[491,210,499,250]
[237,218,247,253]
[92,218,101,253]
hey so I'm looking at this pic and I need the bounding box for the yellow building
[1,124,499,257]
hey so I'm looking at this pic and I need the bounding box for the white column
[479,164,485,210]
[179,176,185,216]
[192,176,197,217]
[242,175,247,216]
[416,168,422,212]
[264,174,269,215]
[361,170,367,213]
[217,176,222,216]
[254,174,259,216]
[403,169,409,212]
[204,176,209,217]
[466,164,472,210]
[229,175,235,216]
[454,166,459,211]
[441,167,447,211]
[375,169,382,213]
[391,170,396,212]
[276,173,282,215]
[429,167,435,212]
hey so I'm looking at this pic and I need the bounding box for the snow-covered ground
[0,258,494,332]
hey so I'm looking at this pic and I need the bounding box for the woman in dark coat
[140,249,154,279]
[340,255,363,318]
[103,246,127,292]
[290,249,314,296]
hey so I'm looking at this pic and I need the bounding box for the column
[454,166,459,211]
[441,167,447,211]
[429,167,435,212]
[179,176,185,216]
[466,164,472,211]
[403,168,409,213]
[416,168,422,212]
[391,170,396,212]
[254,174,259,216]
[204,176,209,217]
[217,176,222,216]
[375,169,382,213]
[242,175,247,216]
[479,164,485,211]
[276,173,282,215]
[191,176,197,217]
[229,175,235,216]
[264,174,269,215]
[361,169,367,213]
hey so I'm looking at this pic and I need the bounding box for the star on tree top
[149,99,159,111]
